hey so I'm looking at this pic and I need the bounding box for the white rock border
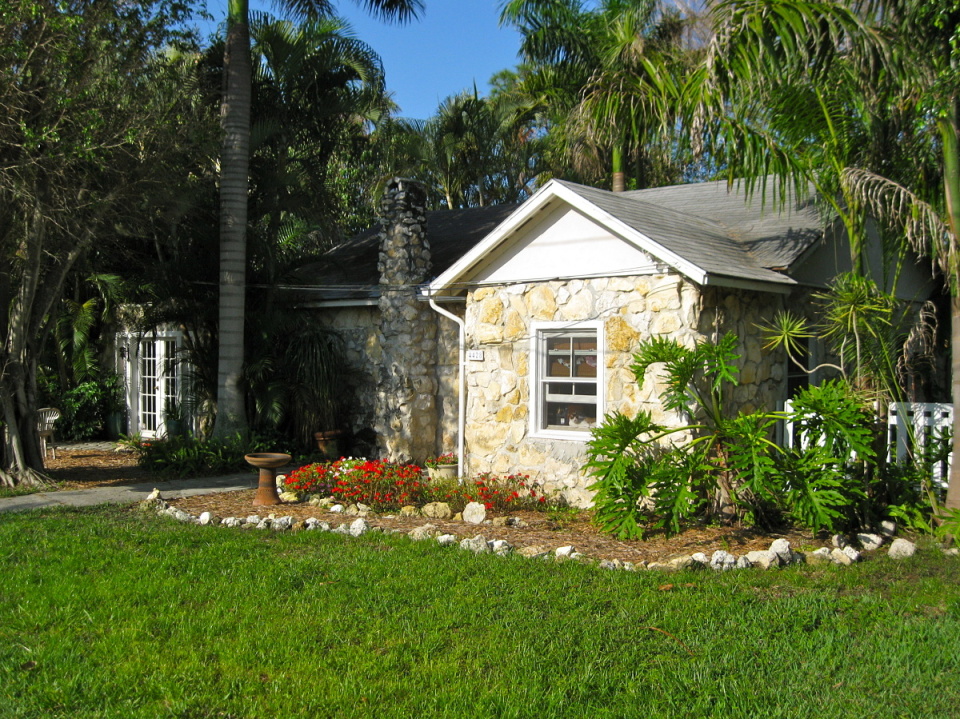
[140,490,954,572]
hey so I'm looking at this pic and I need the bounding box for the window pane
[574,354,597,377]
[547,357,571,377]
[543,400,597,429]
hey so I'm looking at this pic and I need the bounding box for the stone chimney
[374,178,438,464]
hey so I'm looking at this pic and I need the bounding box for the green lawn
[1,506,958,718]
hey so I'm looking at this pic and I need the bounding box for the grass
[0,486,43,499]
[1,506,959,718]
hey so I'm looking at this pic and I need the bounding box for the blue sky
[202,1,524,121]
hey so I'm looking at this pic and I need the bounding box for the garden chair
[37,407,61,460]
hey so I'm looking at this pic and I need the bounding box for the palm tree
[214,0,421,439]
[499,0,697,191]
[694,0,960,513]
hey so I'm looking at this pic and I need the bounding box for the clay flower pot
[314,430,343,459]
[427,465,458,481]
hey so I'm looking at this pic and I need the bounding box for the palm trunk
[213,0,251,439]
[611,145,625,193]
[938,106,960,513]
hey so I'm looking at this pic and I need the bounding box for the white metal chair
[37,407,61,460]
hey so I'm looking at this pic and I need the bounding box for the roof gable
[429,178,820,296]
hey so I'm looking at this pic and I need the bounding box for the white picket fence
[887,403,953,489]
[783,401,953,490]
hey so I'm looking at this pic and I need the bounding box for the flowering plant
[424,473,552,512]
[424,452,457,468]
[285,457,427,512]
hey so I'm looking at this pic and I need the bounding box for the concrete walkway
[0,473,257,514]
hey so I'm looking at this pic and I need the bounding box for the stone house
[293,177,935,506]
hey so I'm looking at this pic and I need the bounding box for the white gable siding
[470,205,661,285]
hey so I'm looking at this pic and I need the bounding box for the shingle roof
[621,177,822,270]
[291,203,517,302]
[296,177,824,302]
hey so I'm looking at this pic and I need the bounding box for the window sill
[530,428,593,442]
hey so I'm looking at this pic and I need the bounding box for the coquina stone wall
[462,275,787,507]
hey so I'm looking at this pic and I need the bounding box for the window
[532,323,602,438]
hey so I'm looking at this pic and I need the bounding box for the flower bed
[284,459,553,514]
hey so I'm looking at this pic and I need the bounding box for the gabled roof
[294,177,825,305]
[429,177,823,296]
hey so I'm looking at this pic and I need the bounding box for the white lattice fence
[887,403,953,489]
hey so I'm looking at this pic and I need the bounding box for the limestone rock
[331,523,351,535]
[888,538,916,559]
[462,502,487,524]
[807,547,833,564]
[245,514,262,525]
[667,555,700,571]
[710,550,736,571]
[600,559,624,571]
[857,533,884,551]
[436,534,458,547]
[399,506,420,517]
[272,516,294,531]
[745,550,780,570]
[490,539,513,556]
[690,552,709,566]
[198,512,215,526]
[554,545,576,559]
[842,545,861,563]
[421,502,453,520]
[278,491,300,503]
[768,538,793,562]
[830,548,853,566]
[831,534,849,549]
[735,556,753,569]
[460,535,491,553]
[221,517,242,528]
[329,504,344,514]
[164,507,194,523]
[349,518,370,537]
[880,520,897,537]
[407,524,438,541]
[517,545,551,559]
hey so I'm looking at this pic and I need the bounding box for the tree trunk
[611,145,625,193]
[947,294,960,512]
[213,0,251,439]
[938,107,960,514]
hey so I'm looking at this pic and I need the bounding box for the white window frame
[529,320,604,441]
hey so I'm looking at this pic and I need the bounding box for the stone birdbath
[245,452,291,506]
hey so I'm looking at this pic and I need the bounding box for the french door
[135,335,180,438]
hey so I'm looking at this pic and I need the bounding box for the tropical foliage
[0,0,204,486]
[585,334,932,538]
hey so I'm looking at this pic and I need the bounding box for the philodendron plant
[585,333,877,539]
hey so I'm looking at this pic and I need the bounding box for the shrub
[42,375,124,441]
[132,433,302,477]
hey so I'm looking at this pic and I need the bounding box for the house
[129,175,936,505]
